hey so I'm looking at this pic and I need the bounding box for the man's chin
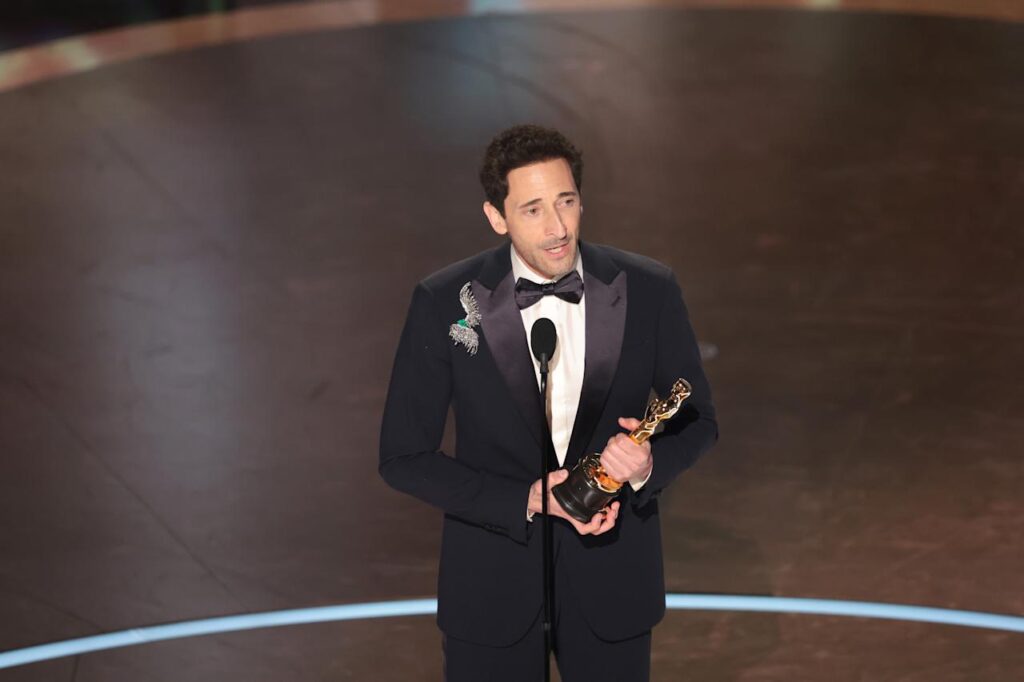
[517,240,578,280]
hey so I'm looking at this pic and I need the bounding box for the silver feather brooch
[449,282,481,355]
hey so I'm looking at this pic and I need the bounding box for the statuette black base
[552,454,619,524]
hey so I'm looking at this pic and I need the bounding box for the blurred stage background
[1,1,1022,680]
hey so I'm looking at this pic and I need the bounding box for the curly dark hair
[479,124,583,216]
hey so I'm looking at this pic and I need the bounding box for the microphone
[530,318,557,373]
[530,315,558,675]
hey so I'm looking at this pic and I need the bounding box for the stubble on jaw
[519,238,578,281]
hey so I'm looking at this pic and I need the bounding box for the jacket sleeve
[631,272,719,509]
[378,282,532,544]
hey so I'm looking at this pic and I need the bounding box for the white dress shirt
[513,246,586,467]
[512,246,649,522]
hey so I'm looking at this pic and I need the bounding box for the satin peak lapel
[565,254,627,467]
[471,274,546,449]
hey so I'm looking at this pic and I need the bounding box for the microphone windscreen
[530,318,557,361]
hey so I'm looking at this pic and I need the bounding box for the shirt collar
[510,242,584,285]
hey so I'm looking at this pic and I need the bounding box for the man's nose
[547,210,568,239]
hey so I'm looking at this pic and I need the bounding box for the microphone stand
[538,353,554,682]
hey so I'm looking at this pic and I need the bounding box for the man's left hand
[598,417,652,483]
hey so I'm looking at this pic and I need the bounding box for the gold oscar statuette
[551,378,693,523]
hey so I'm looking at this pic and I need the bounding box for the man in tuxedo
[379,124,718,681]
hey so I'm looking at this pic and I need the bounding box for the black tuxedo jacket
[379,240,717,645]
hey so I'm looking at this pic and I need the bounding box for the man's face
[483,158,581,281]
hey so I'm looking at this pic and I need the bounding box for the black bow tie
[514,270,584,310]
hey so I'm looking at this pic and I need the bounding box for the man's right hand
[528,469,620,535]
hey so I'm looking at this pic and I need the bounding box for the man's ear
[483,201,508,236]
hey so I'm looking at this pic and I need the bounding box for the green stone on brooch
[458,318,468,327]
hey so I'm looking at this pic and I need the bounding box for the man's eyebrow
[517,191,578,209]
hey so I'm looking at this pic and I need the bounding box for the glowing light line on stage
[664,594,1024,632]
[2,594,1022,669]
[0,599,438,669]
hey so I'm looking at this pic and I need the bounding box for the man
[379,124,718,681]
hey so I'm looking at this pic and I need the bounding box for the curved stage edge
[2,594,1022,670]
[1,0,1023,93]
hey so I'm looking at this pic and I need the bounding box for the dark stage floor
[0,6,1022,681]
